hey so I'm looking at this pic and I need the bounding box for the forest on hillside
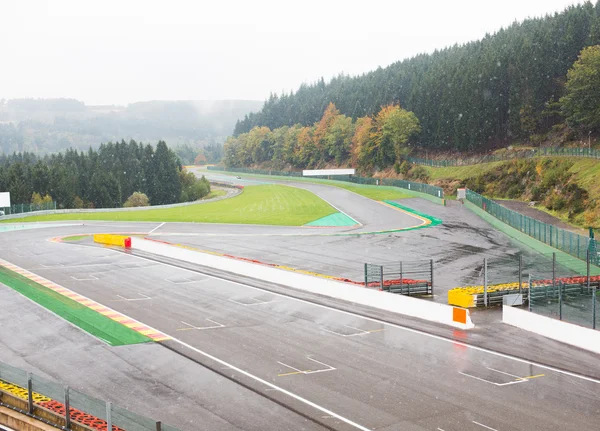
[234,2,600,151]
[0,141,210,208]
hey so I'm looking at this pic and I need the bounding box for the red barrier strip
[38,400,126,431]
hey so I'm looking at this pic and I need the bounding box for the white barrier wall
[503,305,600,355]
[131,238,474,329]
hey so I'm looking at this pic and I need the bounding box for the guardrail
[207,166,445,202]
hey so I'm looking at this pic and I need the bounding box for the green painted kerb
[0,266,151,346]
[305,212,358,227]
[383,200,443,228]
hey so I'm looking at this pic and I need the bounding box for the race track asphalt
[1,174,599,430]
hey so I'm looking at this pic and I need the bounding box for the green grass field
[5,185,337,226]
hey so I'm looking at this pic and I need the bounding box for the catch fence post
[156,421,162,431]
[483,258,488,307]
[587,249,591,294]
[430,259,434,296]
[518,254,523,294]
[27,372,33,414]
[364,263,368,288]
[528,274,532,311]
[380,265,384,291]
[593,287,597,330]
[106,402,112,431]
[552,252,556,296]
[559,282,563,320]
[64,386,71,430]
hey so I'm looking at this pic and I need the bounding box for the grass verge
[0,266,151,346]
[4,185,336,226]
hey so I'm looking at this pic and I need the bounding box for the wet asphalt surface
[0,175,599,430]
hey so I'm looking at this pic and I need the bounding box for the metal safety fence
[0,201,56,216]
[465,189,598,265]
[0,359,180,431]
[529,273,599,330]
[207,166,445,201]
[364,260,433,296]
[407,146,600,168]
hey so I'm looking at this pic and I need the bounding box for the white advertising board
[0,192,10,207]
[303,169,355,176]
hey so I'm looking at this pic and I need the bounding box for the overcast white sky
[0,0,583,105]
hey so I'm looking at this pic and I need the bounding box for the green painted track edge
[0,266,152,346]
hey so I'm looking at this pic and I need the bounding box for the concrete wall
[132,238,474,329]
[503,305,600,355]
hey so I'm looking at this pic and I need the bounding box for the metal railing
[0,201,56,216]
[465,189,598,265]
[529,274,598,329]
[407,146,600,167]
[0,359,181,431]
[364,259,433,296]
[207,166,445,201]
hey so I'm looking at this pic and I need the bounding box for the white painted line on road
[124,251,600,385]
[70,274,99,281]
[177,319,225,331]
[437,428,446,431]
[322,324,384,337]
[148,222,165,235]
[115,293,152,301]
[472,421,498,431]
[228,297,276,306]
[486,367,522,379]
[168,337,370,431]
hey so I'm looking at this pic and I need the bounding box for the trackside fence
[364,260,433,296]
[207,166,444,202]
[465,189,598,265]
[0,201,56,216]
[0,359,181,431]
[407,146,600,167]
[529,273,599,329]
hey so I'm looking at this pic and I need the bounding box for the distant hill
[233,2,600,151]
[0,98,263,154]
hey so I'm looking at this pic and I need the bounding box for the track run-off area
[1,171,599,431]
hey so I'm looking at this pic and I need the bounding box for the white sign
[0,192,10,207]
[303,169,355,176]
[457,188,466,200]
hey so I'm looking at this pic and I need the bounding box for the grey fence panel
[0,361,28,387]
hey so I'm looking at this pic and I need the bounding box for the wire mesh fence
[207,166,445,201]
[0,201,56,216]
[407,146,600,167]
[529,273,599,329]
[364,260,433,295]
[0,359,180,431]
[466,189,598,265]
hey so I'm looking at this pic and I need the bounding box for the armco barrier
[503,305,600,355]
[93,234,131,248]
[131,238,474,329]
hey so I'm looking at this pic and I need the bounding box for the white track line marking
[486,367,522,379]
[472,421,498,431]
[148,222,165,235]
[177,318,225,331]
[125,250,600,385]
[170,337,369,430]
[115,293,152,301]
